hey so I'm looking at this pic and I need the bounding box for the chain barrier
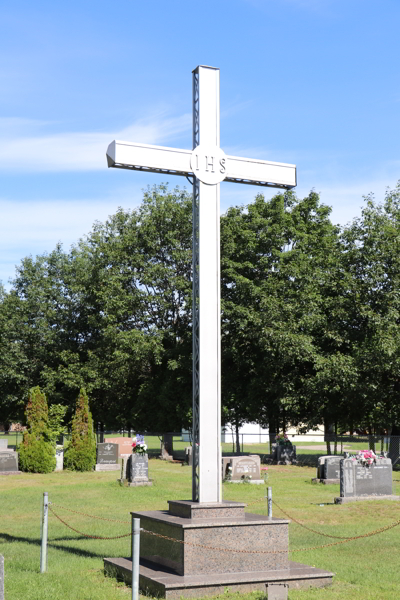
[50,503,130,524]
[48,495,400,553]
[272,499,400,545]
[48,506,132,540]
[271,499,352,540]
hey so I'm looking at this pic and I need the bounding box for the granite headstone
[273,444,297,465]
[0,440,7,450]
[129,454,152,486]
[0,451,20,474]
[335,457,399,503]
[96,442,120,471]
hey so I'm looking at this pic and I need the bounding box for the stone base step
[334,494,400,504]
[104,557,334,599]
[311,478,339,485]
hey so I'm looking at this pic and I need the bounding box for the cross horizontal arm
[224,155,296,189]
[106,140,296,189]
[106,140,192,177]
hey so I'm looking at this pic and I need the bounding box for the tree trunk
[235,420,241,455]
[161,433,174,460]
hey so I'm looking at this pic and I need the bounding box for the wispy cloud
[0,113,191,172]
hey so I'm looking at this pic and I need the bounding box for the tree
[64,388,96,471]
[18,386,56,473]
[220,190,343,445]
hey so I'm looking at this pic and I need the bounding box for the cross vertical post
[192,66,222,503]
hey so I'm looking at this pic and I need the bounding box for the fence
[2,429,399,467]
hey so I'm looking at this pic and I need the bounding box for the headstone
[222,455,263,484]
[335,457,400,503]
[273,444,297,465]
[266,582,288,600]
[95,442,120,471]
[0,440,7,450]
[128,454,152,487]
[185,446,193,466]
[104,437,133,457]
[0,554,3,600]
[312,455,341,483]
[0,450,21,474]
[55,447,64,471]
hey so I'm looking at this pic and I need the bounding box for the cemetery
[1,0,400,592]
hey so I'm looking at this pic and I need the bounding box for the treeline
[1,183,400,437]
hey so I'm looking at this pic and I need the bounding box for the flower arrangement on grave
[352,449,377,467]
[132,434,147,455]
[275,432,290,446]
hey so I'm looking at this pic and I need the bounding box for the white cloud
[0,113,191,172]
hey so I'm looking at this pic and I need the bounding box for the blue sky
[1,0,399,289]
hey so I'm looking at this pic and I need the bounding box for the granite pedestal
[104,501,333,598]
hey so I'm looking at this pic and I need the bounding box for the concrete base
[128,480,153,487]
[226,479,264,485]
[95,464,120,471]
[104,500,333,598]
[311,478,339,485]
[104,558,334,599]
[0,471,22,476]
[334,494,400,504]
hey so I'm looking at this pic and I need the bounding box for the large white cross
[106,65,296,504]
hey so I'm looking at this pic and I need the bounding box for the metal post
[267,487,272,518]
[40,492,49,573]
[131,517,140,600]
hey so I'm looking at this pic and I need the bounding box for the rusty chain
[271,499,352,539]
[49,494,400,553]
[272,499,400,545]
[50,503,130,524]
[48,506,132,540]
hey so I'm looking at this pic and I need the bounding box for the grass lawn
[1,461,399,600]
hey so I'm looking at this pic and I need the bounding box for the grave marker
[0,450,20,475]
[335,457,400,503]
[96,442,120,471]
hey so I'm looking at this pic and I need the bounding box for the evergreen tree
[64,388,96,471]
[19,386,56,473]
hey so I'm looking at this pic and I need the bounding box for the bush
[19,387,56,473]
[64,388,96,471]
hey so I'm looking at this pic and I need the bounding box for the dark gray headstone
[274,444,296,465]
[0,451,18,472]
[97,443,118,465]
[340,458,393,498]
[324,456,341,480]
[0,554,3,600]
[130,454,149,482]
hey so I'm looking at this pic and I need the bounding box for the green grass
[1,461,400,599]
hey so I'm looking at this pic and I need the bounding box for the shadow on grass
[0,531,122,560]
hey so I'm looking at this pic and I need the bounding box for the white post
[131,517,140,600]
[40,492,48,573]
[267,487,272,518]
[192,66,222,504]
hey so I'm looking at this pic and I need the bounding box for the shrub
[19,387,56,473]
[64,388,96,471]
